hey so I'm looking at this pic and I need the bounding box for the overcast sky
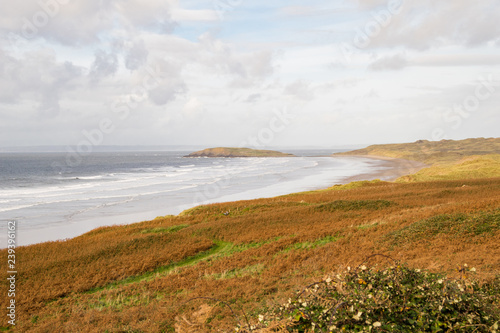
[0,0,499,148]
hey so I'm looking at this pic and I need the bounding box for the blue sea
[0,150,390,247]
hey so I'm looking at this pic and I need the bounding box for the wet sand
[336,155,428,183]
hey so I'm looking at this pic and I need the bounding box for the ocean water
[0,150,389,247]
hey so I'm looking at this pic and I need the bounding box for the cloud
[279,6,316,17]
[146,58,187,106]
[369,53,500,71]
[0,0,182,45]
[1,1,499,147]
[369,54,408,71]
[89,50,119,83]
[198,32,276,87]
[412,54,500,67]
[182,97,204,117]
[284,80,314,100]
[351,0,500,50]
[124,39,149,71]
[170,8,218,22]
[245,93,262,103]
[0,48,83,117]
[357,0,393,10]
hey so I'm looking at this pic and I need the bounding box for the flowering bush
[244,263,500,332]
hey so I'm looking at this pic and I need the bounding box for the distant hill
[184,147,295,158]
[335,137,500,181]
[335,137,500,165]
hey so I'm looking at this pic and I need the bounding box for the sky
[0,0,499,149]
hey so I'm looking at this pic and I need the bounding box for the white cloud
[361,0,500,49]
[89,50,119,83]
[124,39,149,71]
[369,54,408,71]
[170,9,218,22]
[284,80,315,101]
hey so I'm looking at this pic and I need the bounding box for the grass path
[85,240,233,294]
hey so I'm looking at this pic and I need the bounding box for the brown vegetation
[336,137,500,165]
[1,177,499,332]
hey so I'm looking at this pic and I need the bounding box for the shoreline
[335,155,428,183]
[5,156,427,248]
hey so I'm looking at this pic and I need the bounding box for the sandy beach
[337,155,428,183]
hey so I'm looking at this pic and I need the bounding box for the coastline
[4,155,426,248]
[335,155,428,183]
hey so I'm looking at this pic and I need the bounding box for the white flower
[470,267,476,272]
[353,311,363,321]
[373,322,382,327]
[258,314,264,322]
[360,265,367,271]
[437,279,443,284]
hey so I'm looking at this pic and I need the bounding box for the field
[2,138,500,332]
[1,177,500,332]
[336,137,500,182]
[336,137,500,164]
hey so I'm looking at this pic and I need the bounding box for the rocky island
[184,147,295,158]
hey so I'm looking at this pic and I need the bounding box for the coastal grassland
[397,154,500,182]
[1,178,500,332]
[336,137,500,165]
[336,137,500,182]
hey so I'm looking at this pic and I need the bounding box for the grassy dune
[2,178,500,332]
[336,137,500,164]
[398,154,500,182]
[336,137,500,181]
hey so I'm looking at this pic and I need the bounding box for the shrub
[249,264,500,332]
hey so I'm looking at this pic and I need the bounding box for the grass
[397,154,500,182]
[85,240,233,294]
[335,137,500,182]
[336,137,500,165]
[281,235,342,253]
[284,180,384,196]
[140,224,189,234]
[2,176,500,332]
[206,264,266,280]
[384,210,500,247]
[314,200,396,212]
[87,290,162,311]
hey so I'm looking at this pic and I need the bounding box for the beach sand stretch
[339,155,427,183]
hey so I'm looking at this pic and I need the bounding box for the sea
[0,149,390,247]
